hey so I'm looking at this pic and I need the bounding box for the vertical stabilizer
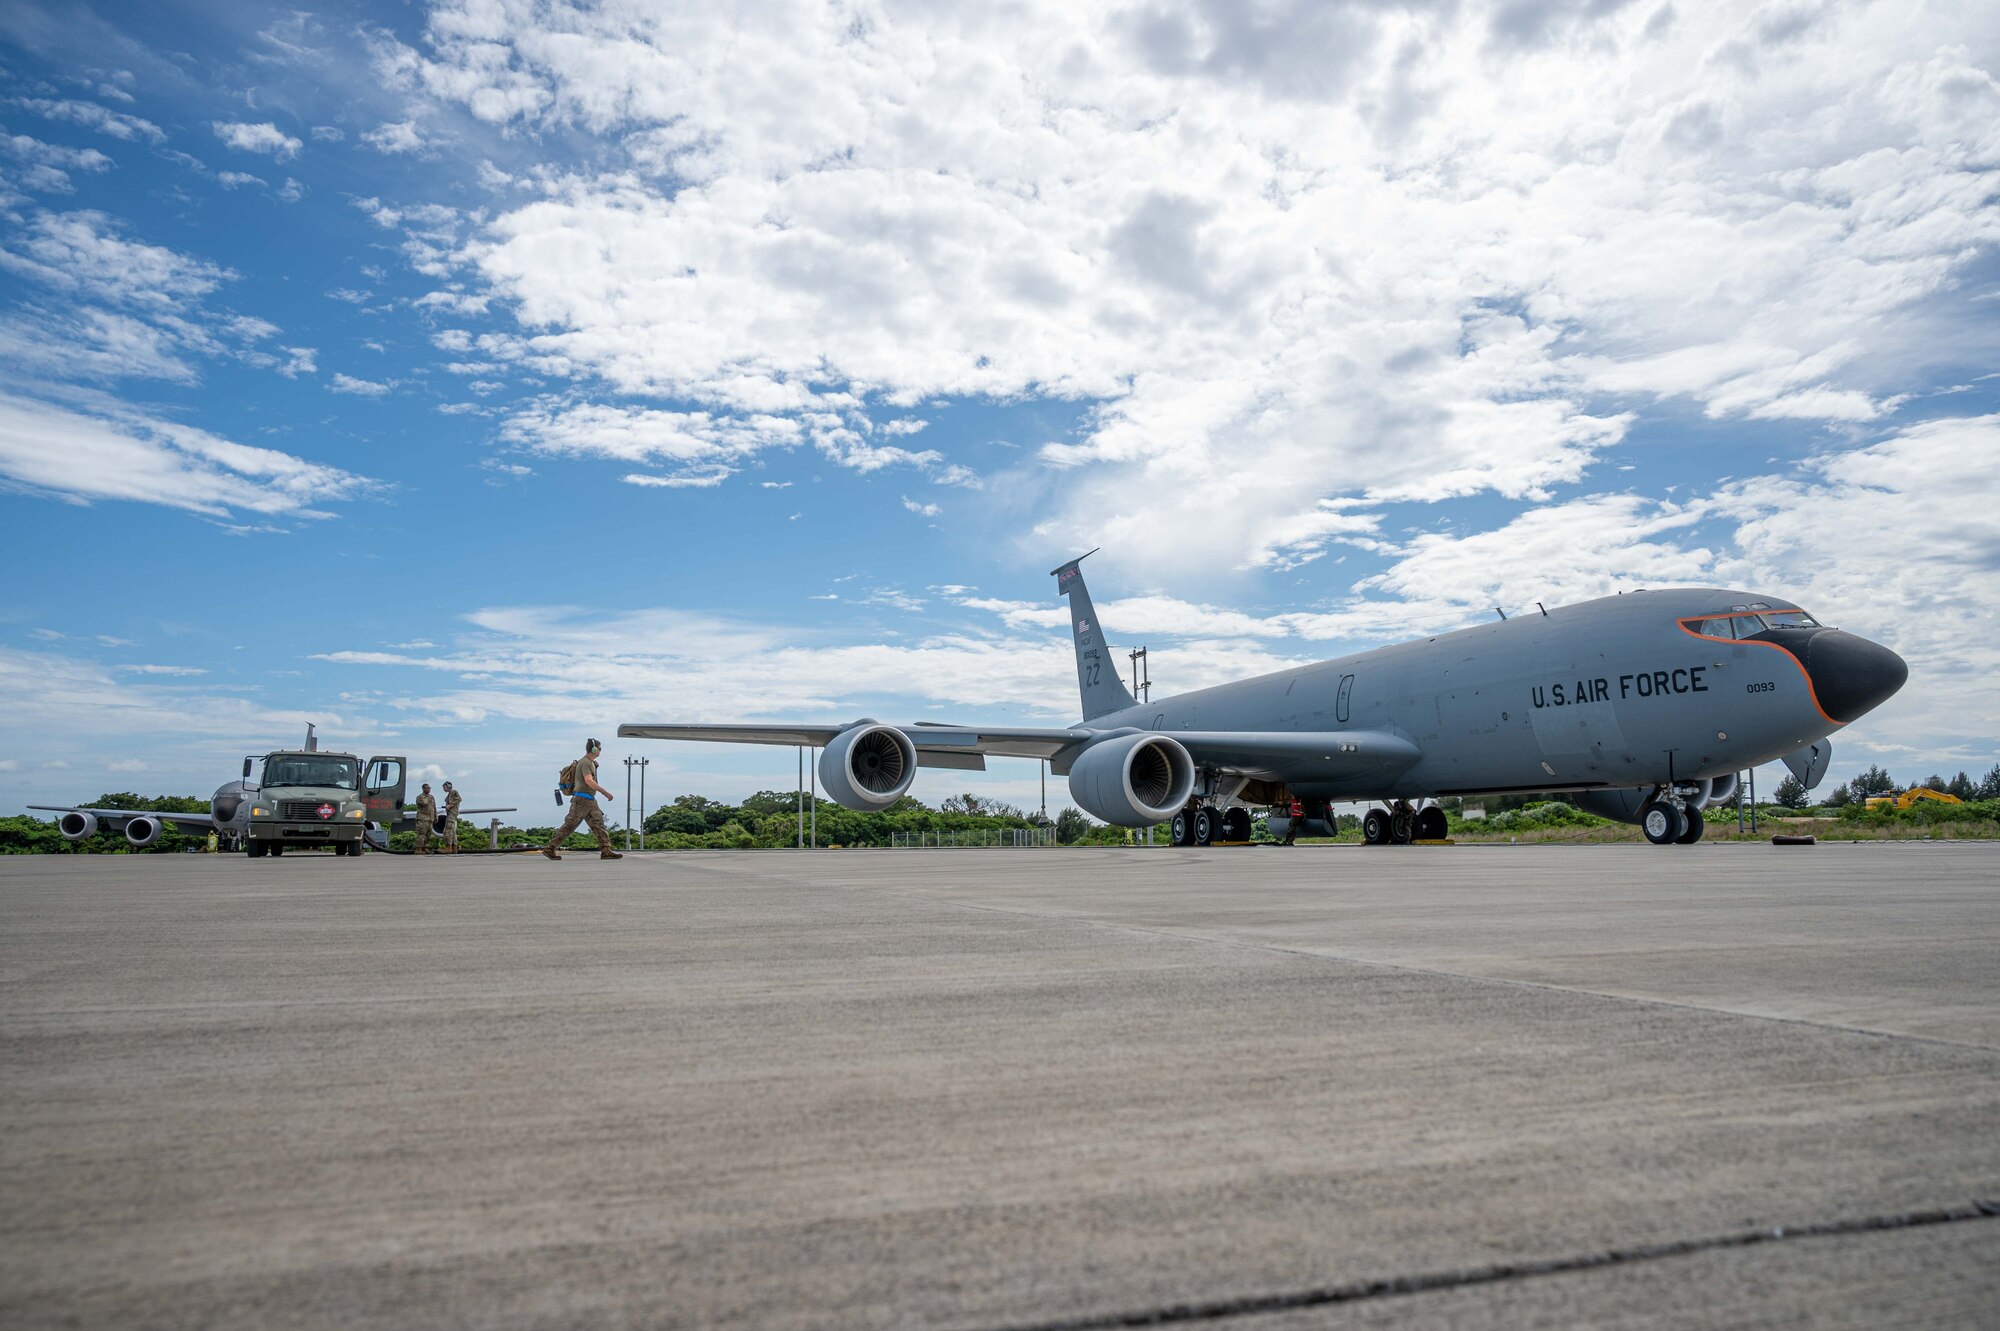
[1050,550,1138,722]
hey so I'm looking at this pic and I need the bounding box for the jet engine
[123,816,163,848]
[817,721,919,810]
[57,811,99,841]
[1696,773,1738,809]
[1067,732,1196,827]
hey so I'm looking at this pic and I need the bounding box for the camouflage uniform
[548,753,617,855]
[442,786,462,853]
[414,789,437,855]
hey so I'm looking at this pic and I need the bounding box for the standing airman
[414,783,437,855]
[544,739,623,860]
[441,781,462,854]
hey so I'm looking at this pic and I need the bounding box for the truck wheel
[1363,809,1391,845]
[1641,800,1685,845]
[270,844,285,857]
[247,842,267,858]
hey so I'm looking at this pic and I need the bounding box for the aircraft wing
[28,806,218,831]
[616,722,1417,782]
[618,721,1095,771]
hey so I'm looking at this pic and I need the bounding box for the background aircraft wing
[1160,731,1422,782]
[28,806,218,831]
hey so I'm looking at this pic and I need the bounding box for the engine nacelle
[1067,732,1196,827]
[817,721,919,810]
[57,811,99,841]
[1699,773,1738,809]
[124,816,163,848]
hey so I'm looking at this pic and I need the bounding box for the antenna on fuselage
[1494,607,1507,620]
[1536,602,1547,617]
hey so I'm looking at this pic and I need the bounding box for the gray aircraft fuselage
[1078,587,1905,800]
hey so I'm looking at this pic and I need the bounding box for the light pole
[622,756,636,850]
[797,746,804,849]
[809,746,817,849]
[1129,646,1150,704]
[634,756,649,851]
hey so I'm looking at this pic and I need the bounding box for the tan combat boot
[542,846,561,861]
[600,850,623,859]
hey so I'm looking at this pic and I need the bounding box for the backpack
[556,759,578,804]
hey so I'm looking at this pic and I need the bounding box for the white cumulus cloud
[212,121,302,160]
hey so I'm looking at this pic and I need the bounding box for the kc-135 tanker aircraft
[621,553,1909,847]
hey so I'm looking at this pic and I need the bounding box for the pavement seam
[980,1201,2000,1330]
[850,887,2000,1056]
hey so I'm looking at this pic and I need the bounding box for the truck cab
[244,749,405,857]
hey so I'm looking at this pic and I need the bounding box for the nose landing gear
[1641,786,1709,845]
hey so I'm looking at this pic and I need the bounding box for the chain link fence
[889,828,1058,849]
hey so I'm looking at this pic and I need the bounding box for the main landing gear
[1169,803,1252,847]
[1641,786,1707,845]
[1362,800,1447,845]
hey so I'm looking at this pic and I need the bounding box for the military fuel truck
[238,730,406,857]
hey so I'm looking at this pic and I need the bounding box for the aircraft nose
[1801,630,1908,724]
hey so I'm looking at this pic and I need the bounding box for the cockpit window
[1683,607,1823,639]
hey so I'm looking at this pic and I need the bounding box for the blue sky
[3,0,1997,819]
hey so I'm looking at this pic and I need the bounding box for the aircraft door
[1335,674,1354,724]
[362,756,407,825]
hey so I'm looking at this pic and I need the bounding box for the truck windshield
[262,755,360,789]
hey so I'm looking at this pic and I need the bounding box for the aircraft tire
[1362,809,1392,845]
[1413,806,1448,841]
[1389,809,1414,844]
[1170,811,1192,847]
[1221,807,1251,842]
[1640,799,1684,845]
[1676,806,1706,844]
[1192,807,1216,845]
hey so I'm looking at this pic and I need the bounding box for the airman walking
[441,781,462,854]
[544,738,623,860]
[414,783,437,855]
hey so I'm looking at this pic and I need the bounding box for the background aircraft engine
[1697,774,1738,809]
[817,722,919,810]
[1067,733,1196,827]
[57,811,99,841]
[123,816,163,848]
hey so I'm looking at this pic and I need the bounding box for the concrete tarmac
[2,844,1996,1329]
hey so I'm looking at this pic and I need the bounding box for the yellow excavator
[1865,787,1965,810]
